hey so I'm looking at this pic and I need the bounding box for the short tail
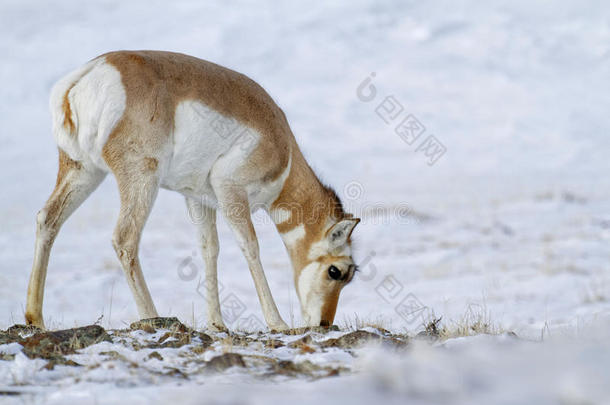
[49,58,102,140]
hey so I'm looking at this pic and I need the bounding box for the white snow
[1,0,609,403]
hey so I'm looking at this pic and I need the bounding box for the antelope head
[295,217,360,327]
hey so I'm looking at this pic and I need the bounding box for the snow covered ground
[1,0,609,403]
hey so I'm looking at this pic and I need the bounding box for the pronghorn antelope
[26,50,360,331]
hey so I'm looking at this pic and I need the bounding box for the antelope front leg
[185,198,226,331]
[213,185,289,331]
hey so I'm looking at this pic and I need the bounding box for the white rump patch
[50,57,126,171]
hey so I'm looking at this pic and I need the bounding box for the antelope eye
[328,265,341,280]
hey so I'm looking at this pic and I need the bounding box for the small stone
[147,351,163,361]
[20,325,111,359]
[7,324,42,337]
[205,353,246,373]
[284,325,340,335]
[263,339,284,348]
[270,359,320,377]
[159,332,191,348]
[129,317,186,333]
[195,332,213,348]
[43,358,81,370]
[321,330,402,348]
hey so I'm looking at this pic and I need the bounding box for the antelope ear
[327,218,360,250]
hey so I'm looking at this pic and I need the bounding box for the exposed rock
[7,324,43,337]
[147,351,163,361]
[0,332,19,345]
[130,317,213,349]
[221,334,253,347]
[284,325,340,335]
[0,353,15,361]
[99,350,129,362]
[1,321,409,378]
[263,339,284,348]
[195,332,214,347]
[129,317,187,333]
[267,359,342,378]
[287,335,317,353]
[0,324,43,345]
[287,334,313,348]
[157,331,192,348]
[19,325,111,360]
[298,344,316,354]
[271,359,314,377]
[205,353,246,373]
[43,358,81,370]
[321,330,406,349]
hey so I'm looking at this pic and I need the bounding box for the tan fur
[101,51,354,327]
[56,148,81,187]
[143,157,159,172]
[41,150,84,233]
[101,51,290,182]
[61,87,76,134]
[320,287,341,325]
[27,51,358,329]
[271,156,347,275]
[317,254,352,324]
[101,51,349,281]
[26,149,105,328]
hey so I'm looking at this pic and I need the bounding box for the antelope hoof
[25,313,45,330]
